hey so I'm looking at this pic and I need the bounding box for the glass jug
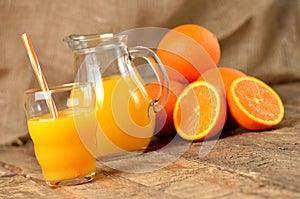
[64,34,169,161]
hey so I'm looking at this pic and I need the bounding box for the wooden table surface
[1,82,299,199]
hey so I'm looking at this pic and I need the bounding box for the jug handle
[128,46,169,113]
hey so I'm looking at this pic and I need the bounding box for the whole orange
[218,67,246,93]
[157,24,220,83]
[198,67,246,94]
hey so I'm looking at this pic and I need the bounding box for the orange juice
[95,74,155,157]
[28,110,96,185]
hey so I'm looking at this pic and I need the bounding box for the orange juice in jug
[95,74,155,158]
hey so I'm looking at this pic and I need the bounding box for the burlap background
[0,0,299,144]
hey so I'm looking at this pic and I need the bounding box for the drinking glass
[24,82,97,186]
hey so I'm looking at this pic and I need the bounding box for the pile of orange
[148,24,284,141]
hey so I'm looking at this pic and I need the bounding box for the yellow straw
[21,33,58,119]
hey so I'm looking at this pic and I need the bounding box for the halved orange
[173,81,227,141]
[197,67,246,129]
[227,76,284,130]
[145,80,186,138]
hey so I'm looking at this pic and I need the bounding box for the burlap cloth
[0,0,299,144]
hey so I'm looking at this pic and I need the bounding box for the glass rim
[24,82,93,96]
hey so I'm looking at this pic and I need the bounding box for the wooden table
[1,82,299,199]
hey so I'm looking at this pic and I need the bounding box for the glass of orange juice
[23,82,97,186]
